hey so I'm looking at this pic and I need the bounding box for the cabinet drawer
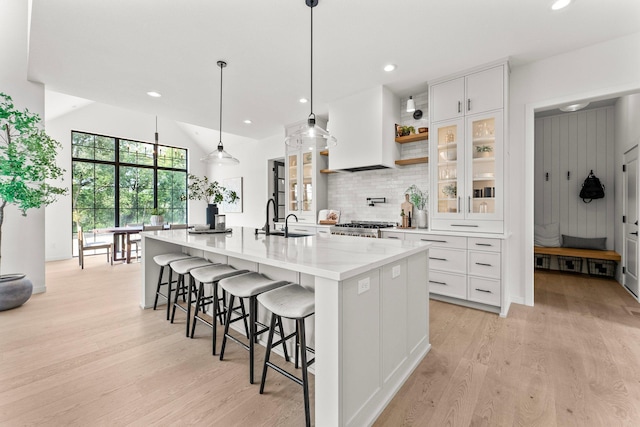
[287,225,317,235]
[468,251,501,278]
[381,231,405,240]
[429,248,466,274]
[431,219,504,234]
[429,271,466,299]
[405,233,466,249]
[468,237,501,253]
[468,276,501,306]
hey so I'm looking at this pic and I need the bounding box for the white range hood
[328,86,400,172]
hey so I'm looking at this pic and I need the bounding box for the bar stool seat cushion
[190,264,248,283]
[170,257,211,275]
[153,252,191,266]
[258,283,315,319]
[219,272,288,298]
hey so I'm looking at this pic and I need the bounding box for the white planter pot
[415,210,428,228]
[150,215,164,226]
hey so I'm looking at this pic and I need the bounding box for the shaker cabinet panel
[465,66,504,115]
[430,77,464,122]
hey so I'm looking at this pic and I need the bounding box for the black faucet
[284,213,298,238]
[263,198,277,235]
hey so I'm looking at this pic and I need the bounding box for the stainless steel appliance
[330,221,396,238]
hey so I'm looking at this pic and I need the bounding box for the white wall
[510,31,640,306]
[614,93,640,279]
[0,0,47,292]
[44,103,210,261]
[208,132,287,229]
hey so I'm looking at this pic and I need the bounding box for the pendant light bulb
[285,0,337,150]
[406,96,416,112]
[201,60,239,165]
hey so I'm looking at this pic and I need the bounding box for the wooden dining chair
[78,226,113,269]
[170,223,189,229]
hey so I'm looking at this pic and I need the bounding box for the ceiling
[28,0,640,141]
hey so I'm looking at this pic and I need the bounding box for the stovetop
[333,221,396,229]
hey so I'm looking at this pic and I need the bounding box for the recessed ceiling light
[147,91,162,98]
[384,64,396,72]
[244,119,252,124]
[299,98,308,104]
[559,102,589,112]
[551,0,571,10]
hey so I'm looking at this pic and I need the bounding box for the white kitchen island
[141,227,431,427]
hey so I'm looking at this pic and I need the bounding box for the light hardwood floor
[1,258,639,426]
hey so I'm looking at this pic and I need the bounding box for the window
[71,131,187,255]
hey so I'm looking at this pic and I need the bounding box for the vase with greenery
[181,174,239,228]
[405,184,429,228]
[150,208,165,226]
[0,93,67,310]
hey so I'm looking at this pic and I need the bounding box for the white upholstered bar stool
[189,264,251,355]
[218,272,290,384]
[152,252,192,320]
[258,283,315,427]
[169,257,213,336]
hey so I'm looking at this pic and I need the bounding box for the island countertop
[142,226,430,281]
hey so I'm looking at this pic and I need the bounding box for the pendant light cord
[219,62,224,145]
[310,4,313,118]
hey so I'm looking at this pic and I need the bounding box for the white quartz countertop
[143,226,430,281]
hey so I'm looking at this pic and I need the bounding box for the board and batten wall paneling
[534,106,615,251]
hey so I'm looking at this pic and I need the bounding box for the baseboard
[33,284,46,294]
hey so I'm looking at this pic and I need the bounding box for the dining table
[106,225,169,263]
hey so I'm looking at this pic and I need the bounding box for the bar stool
[189,264,251,355]
[152,252,192,320]
[258,283,315,427]
[169,257,213,336]
[219,273,290,384]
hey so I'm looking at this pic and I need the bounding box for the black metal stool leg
[166,268,173,320]
[153,265,165,310]
[219,294,235,359]
[298,318,311,427]
[170,274,184,323]
[249,296,256,383]
[259,313,278,394]
[190,282,204,338]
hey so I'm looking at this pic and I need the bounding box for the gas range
[330,221,396,238]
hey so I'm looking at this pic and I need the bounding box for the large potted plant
[405,184,428,229]
[182,174,238,228]
[0,93,67,311]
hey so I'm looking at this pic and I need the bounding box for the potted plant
[150,208,165,226]
[405,184,429,228]
[475,144,493,158]
[0,93,67,311]
[181,174,239,228]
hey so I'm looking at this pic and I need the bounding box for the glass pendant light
[285,0,337,151]
[201,60,240,165]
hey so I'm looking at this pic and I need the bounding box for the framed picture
[222,177,243,213]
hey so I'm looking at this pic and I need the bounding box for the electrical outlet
[392,265,401,278]
[358,277,370,294]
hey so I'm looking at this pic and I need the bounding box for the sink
[269,231,312,238]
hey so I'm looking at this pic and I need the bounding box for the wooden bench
[534,246,621,262]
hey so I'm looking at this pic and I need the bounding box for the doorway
[268,158,285,222]
[624,146,639,298]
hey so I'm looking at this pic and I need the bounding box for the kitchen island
[141,227,431,426]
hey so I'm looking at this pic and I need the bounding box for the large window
[72,131,187,253]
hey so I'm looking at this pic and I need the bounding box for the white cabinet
[429,62,507,234]
[430,65,504,123]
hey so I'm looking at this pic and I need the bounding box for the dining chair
[78,226,113,269]
[170,223,189,229]
[126,223,144,260]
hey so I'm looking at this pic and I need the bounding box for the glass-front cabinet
[286,147,327,223]
[431,111,503,232]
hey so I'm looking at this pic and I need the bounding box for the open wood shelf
[395,133,428,144]
[320,169,338,174]
[319,150,329,156]
[395,157,429,166]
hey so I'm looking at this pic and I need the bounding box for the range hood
[328,86,400,172]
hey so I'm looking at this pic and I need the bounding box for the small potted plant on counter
[181,174,239,228]
[150,208,165,226]
[405,184,428,228]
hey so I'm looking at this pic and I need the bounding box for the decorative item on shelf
[150,208,165,226]
[0,92,68,311]
[439,148,457,161]
[400,194,413,228]
[181,174,239,229]
[475,144,493,158]
[402,125,415,136]
[442,184,457,198]
[405,185,428,228]
[418,127,428,134]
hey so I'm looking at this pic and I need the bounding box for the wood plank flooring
[1,258,639,426]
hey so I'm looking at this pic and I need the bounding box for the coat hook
[545,172,549,181]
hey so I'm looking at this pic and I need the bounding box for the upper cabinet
[328,86,400,172]
[430,65,504,123]
[429,61,508,234]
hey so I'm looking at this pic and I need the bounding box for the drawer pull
[429,280,448,286]
[475,288,492,293]
[429,257,448,261]
[475,262,493,267]
[475,243,492,247]
[451,224,479,227]
[387,236,400,239]
[420,239,447,243]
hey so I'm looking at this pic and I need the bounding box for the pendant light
[406,96,416,112]
[201,60,240,165]
[285,0,337,151]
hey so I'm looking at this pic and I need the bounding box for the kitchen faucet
[263,198,277,235]
[284,213,298,238]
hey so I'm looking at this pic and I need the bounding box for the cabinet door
[466,112,503,220]
[430,77,464,122]
[287,152,299,215]
[432,119,465,220]
[465,66,504,115]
